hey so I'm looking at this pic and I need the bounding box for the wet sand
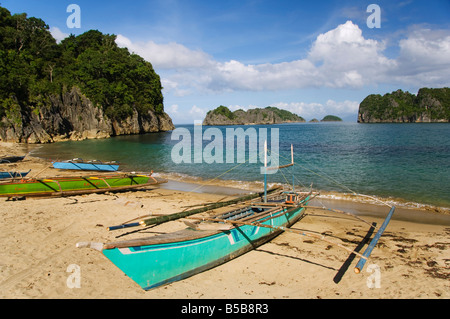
[0,142,449,299]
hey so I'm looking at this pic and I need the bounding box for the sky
[2,0,450,123]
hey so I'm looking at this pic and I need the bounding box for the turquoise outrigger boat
[77,144,395,290]
[79,189,311,290]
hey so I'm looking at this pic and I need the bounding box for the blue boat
[0,170,31,180]
[52,159,119,172]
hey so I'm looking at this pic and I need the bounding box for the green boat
[0,173,166,198]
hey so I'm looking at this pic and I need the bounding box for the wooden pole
[354,206,395,273]
[264,140,267,203]
[107,187,281,230]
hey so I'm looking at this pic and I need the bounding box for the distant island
[0,6,174,143]
[321,115,342,122]
[358,88,450,123]
[203,106,305,125]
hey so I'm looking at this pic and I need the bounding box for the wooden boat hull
[0,174,164,198]
[52,161,119,172]
[101,198,309,290]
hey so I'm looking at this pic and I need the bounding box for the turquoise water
[33,122,450,208]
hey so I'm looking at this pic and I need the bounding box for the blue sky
[2,0,450,123]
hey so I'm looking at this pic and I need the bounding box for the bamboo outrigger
[77,143,395,290]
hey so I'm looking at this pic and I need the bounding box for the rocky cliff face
[0,87,174,143]
[203,106,305,125]
[358,88,449,123]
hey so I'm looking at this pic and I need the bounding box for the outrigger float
[77,143,395,290]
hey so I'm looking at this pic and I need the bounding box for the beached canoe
[0,173,166,198]
[52,159,119,172]
[0,156,25,164]
[79,190,311,290]
[0,170,31,180]
[77,143,395,290]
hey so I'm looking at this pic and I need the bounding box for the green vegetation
[205,105,305,125]
[207,105,236,120]
[358,88,450,122]
[0,5,164,122]
[321,115,342,122]
[264,106,305,122]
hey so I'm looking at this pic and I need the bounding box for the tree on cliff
[358,88,450,123]
[0,5,165,127]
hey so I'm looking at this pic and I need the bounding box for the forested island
[321,115,342,122]
[203,106,306,125]
[358,88,450,123]
[0,6,174,143]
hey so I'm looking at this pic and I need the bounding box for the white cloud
[272,100,359,120]
[116,21,450,96]
[188,105,207,119]
[116,34,212,69]
[393,28,450,86]
[50,27,69,43]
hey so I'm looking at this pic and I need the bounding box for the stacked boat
[0,155,166,199]
[0,173,165,198]
[0,155,28,180]
[52,158,120,172]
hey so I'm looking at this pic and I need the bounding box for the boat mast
[263,142,295,203]
[264,140,268,203]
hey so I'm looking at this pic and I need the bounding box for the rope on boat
[271,148,394,208]
[185,215,368,261]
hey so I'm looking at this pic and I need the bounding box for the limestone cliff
[358,88,450,123]
[203,106,305,125]
[0,87,174,143]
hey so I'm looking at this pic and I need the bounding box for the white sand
[0,142,448,299]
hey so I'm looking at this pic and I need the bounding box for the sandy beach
[0,141,449,299]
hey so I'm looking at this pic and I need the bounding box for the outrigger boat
[52,159,119,172]
[0,170,31,180]
[0,172,166,198]
[0,156,25,164]
[77,144,395,290]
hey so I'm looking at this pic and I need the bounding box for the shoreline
[2,141,450,221]
[0,141,449,299]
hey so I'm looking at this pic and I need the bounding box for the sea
[32,122,450,210]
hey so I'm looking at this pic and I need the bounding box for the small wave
[316,191,450,215]
[156,172,450,215]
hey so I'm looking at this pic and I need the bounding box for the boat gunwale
[103,200,307,250]
[0,173,152,186]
